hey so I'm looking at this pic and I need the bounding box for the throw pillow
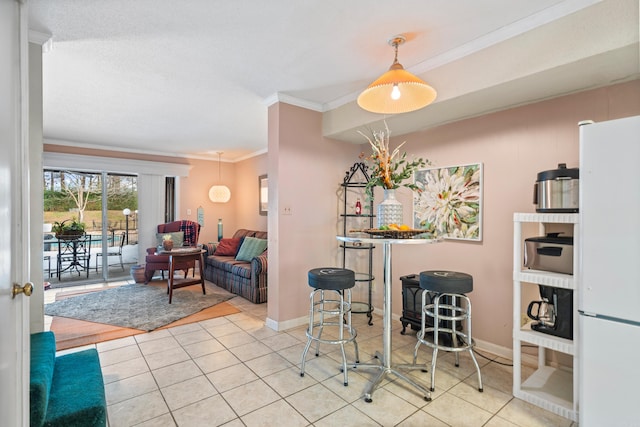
[214,238,242,256]
[156,231,185,247]
[235,237,268,262]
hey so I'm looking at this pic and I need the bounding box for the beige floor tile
[152,359,203,389]
[244,352,293,377]
[173,329,214,346]
[206,363,259,393]
[225,312,257,323]
[321,369,371,403]
[247,325,280,340]
[99,344,143,367]
[276,341,313,366]
[260,332,302,351]
[450,381,512,414]
[284,325,308,343]
[313,404,379,427]
[161,375,218,411]
[286,383,348,423]
[204,322,244,338]
[424,392,493,427]
[194,349,241,374]
[134,329,172,344]
[381,374,432,408]
[182,337,225,358]
[101,356,149,385]
[232,317,266,332]
[104,371,158,405]
[107,390,169,427]
[352,387,421,426]
[145,346,191,370]
[476,358,516,392]
[241,399,308,427]
[221,379,281,416]
[298,353,345,382]
[218,418,245,427]
[262,366,317,398]
[138,335,181,356]
[483,415,520,427]
[396,408,449,426]
[229,340,274,362]
[96,336,138,352]
[171,394,237,427]
[134,412,177,427]
[167,322,204,336]
[197,315,231,328]
[496,398,573,427]
[216,330,257,348]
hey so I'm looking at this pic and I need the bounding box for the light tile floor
[53,286,578,427]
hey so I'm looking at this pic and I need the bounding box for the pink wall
[233,154,268,232]
[267,102,361,324]
[270,80,640,352]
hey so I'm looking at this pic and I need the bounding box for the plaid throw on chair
[179,220,199,247]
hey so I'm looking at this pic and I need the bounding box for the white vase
[377,188,403,227]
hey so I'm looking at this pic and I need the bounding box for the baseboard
[265,315,308,332]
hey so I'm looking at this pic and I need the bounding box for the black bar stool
[300,268,359,386]
[413,270,483,392]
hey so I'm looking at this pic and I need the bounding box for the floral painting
[413,163,483,241]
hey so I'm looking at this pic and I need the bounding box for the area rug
[45,282,235,331]
[49,301,240,351]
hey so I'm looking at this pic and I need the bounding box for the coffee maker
[527,285,573,340]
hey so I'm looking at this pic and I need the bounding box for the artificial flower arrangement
[359,122,428,201]
[162,234,174,250]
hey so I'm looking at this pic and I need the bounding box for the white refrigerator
[579,115,640,426]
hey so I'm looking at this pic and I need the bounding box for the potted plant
[52,218,86,239]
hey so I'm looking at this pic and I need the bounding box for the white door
[0,1,31,426]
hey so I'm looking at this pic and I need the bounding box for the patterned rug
[45,282,235,331]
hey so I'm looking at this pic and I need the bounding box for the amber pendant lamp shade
[357,36,437,115]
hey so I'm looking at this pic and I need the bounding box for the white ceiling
[29,0,639,162]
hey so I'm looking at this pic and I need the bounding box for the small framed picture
[259,174,268,216]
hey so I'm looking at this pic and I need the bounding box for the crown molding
[43,151,192,177]
[44,138,267,163]
[28,30,53,52]
[263,92,325,112]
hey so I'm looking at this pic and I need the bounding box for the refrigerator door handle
[578,310,597,317]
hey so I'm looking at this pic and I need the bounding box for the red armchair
[144,220,201,283]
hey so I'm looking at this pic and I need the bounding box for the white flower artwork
[413,163,483,241]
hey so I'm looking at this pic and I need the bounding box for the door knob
[12,282,33,299]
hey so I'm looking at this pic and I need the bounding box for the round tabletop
[337,235,442,245]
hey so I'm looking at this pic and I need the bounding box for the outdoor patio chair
[96,231,125,272]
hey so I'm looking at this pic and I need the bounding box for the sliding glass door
[43,169,138,285]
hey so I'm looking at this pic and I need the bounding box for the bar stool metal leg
[413,291,483,392]
[300,285,359,386]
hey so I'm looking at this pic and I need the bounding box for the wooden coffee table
[160,248,206,303]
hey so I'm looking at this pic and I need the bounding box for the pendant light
[357,35,437,115]
[209,152,231,203]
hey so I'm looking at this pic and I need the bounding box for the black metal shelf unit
[340,162,375,325]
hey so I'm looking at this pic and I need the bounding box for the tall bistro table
[336,235,441,402]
